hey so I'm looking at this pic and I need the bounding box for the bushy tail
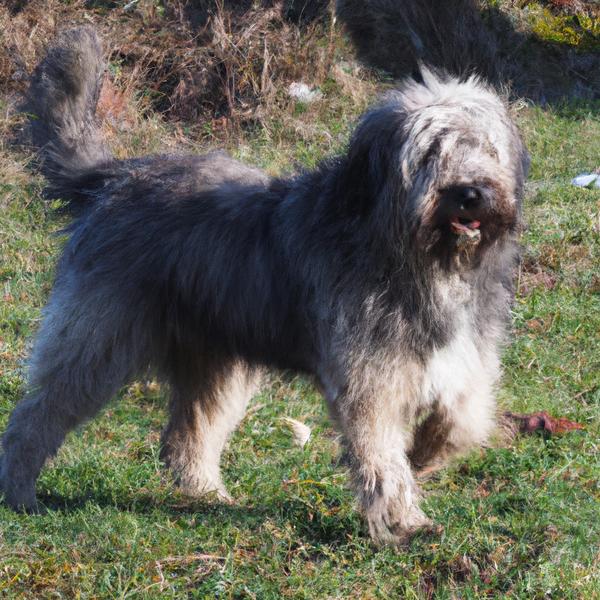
[25,27,111,205]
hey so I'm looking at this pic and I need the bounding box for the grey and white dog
[0,28,528,546]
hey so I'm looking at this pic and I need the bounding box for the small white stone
[288,82,322,104]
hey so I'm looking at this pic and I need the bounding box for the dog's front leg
[334,389,433,547]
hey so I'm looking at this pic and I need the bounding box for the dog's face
[339,72,529,267]
[400,86,528,260]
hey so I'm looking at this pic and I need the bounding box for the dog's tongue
[450,217,481,236]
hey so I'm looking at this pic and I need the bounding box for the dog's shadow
[33,487,360,547]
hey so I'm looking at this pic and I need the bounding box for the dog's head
[338,70,529,267]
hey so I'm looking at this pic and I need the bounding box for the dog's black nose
[458,187,480,210]
[446,186,481,212]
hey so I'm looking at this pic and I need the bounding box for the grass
[0,79,599,599]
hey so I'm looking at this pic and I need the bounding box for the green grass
[0,93,599,598]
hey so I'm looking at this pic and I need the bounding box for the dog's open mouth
[450,216,481,238]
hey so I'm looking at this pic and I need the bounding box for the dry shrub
[0,0,73,92]
[155,1,336,122]
[0,0,339,132]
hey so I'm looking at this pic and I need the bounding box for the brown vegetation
[0,0,338,131]
[1,0,596,143]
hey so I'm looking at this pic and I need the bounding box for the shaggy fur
[0,28,528,546]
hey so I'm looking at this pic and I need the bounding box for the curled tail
[25,27,111,208]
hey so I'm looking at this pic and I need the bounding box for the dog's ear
[336,103,407,216]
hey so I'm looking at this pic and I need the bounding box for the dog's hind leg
[160,362,260,501]
[0,294,136,511]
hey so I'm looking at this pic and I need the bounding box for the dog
[0,27,528,546]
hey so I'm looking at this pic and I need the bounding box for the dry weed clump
[0,0,340,134]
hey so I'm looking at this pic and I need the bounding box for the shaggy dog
[0,28,528,546]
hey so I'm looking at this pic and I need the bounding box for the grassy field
[1,71,599,598]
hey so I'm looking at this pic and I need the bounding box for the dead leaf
[502,411,585,435]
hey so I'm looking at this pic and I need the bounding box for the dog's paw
[0,460,39,513]
[1,490,39,513]
[365,496,434,547]
[178,474,234,504]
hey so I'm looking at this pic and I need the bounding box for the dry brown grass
[0,0,380,182]
[0,103,31,203]
[0,0,343,137]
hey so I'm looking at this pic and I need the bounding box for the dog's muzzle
[440,185,485,244]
